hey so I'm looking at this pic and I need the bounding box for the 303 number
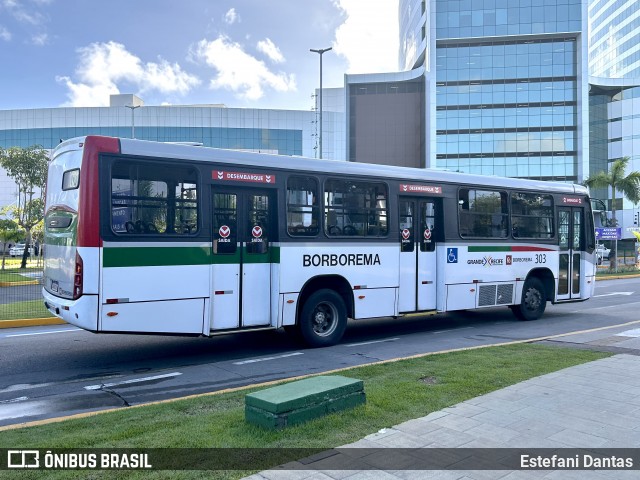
[535,254,547,264]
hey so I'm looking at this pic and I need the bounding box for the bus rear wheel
[511,277,546,321]
[299,289,347,347]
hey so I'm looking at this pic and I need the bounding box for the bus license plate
[51,280,59,293]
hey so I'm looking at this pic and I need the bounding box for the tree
[0,145,48,269]
[584,156,640,270]
[0,219,22,271]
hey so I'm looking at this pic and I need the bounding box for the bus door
[557,206,583,300]
[399,197,438,312]
[211,188,276,329]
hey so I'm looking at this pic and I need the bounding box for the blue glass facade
[590,0,640,79]
[0,126,302,155]
[589,86,640,213]
[435,0,582,39]
[433,0,582,182]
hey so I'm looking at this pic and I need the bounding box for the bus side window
[111,162,199,236]
[458,188,507,238]
[287,176,319,237]
[324,179,388,238]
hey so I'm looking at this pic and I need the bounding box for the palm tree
[584,156,640,270]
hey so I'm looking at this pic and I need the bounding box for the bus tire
[512,277,546,321]
[299,289,347,347]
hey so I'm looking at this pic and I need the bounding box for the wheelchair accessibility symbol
[447,248,458,264]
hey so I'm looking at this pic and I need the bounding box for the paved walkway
[247,327,640,479]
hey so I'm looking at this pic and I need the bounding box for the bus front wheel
[512,277,546,321]
[299,289,347,347]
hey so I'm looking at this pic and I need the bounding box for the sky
[0,0,399,112]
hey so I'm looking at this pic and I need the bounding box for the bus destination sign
[400,184,442,194]
[213,170,276,184]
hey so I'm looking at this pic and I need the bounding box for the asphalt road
[0,283,41,305]
[1,277,639,427]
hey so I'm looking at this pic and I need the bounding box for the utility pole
[310,47,332,159]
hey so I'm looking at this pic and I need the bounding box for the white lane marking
[6,328,81,338]
[433,326,475,334]
[616,328,640,337]
[84,372,182,391]
[232,352,303,365]
[0,382,54,394]
[594,292,633,297]
[0,396,28,404]
[570,300,640,313]
[345,338,400,347]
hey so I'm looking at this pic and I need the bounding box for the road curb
[0,317,66,329]
[596,273,640,281]
[0,280,40,287]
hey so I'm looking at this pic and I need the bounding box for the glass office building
[390,0,640,239]
[588,0,640,229]
[432,0,586,182]
[0,94,345,211]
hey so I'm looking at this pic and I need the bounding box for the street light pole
[124,105,141,139]
[310,47,332,159]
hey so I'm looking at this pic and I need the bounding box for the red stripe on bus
[78,136,120,247]
[510,246,555,252]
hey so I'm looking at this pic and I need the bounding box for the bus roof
[56,136,588,196]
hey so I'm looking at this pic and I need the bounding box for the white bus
[43,136,597,346]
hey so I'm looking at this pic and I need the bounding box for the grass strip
[0,299,53,321]
[0,344,609,479]
[596,268,640,278]
[0,269,40,284]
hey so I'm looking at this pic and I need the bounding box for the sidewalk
[248,329,640,479]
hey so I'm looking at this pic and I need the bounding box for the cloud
[190,35,296,101]
[224,8,238,25]
[0,26,10,41]
[57,41,200,107]
[1,0,47,25]
[256,38,284,64]
[332,0,399,73]
[30,32,48,45]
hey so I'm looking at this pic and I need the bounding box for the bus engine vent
[496,284,514,305]
[478,284,514,306]
[478,285,497,306]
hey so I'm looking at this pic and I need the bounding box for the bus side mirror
[593,211,607,228]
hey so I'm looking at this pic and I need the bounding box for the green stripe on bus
[467,246,555,253]
[102,246,280,267]
[467,246,512,253]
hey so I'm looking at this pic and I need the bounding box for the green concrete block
[245,375,366,430]
[246,375,364,414]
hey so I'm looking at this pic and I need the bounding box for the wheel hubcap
[312,302,338,337]
[524,288,541,311]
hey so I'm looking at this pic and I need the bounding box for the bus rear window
[111,161,198,235]
[62,169,80,190]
